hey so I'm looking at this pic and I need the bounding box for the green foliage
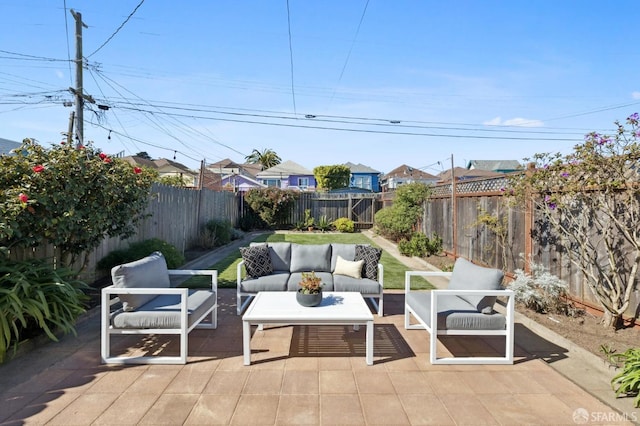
[507,255,579,315]
[397,232,442,257]
[97,238,185,271]
[244,148,281,170]
[0,255,88,362]
[0,138,157,271]
[157,174,188,187]
[303,209,315,228]
[333,217,354,233]
[374,182,431,242]
[315,215,333,232]
[244,187,298,228]
[472,206,510,268]
[506,114,640,328]
[604,347,640,407]
[298,271,323,294]
[198,219,233,248]
[313,165,351,190]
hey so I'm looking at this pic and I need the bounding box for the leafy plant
[313,165,351,190]
[374,182,431,242]
[333,217,354,233]
[398,232,442,257]
[0,255,88,362]
[203,219,232,247]
[298,271,323,294]
[603,347,640,407]
[303,209,315,229]
[315,215,333,232]
[0,138,157,272]
[97,238,185,271]
[244,187,298,228]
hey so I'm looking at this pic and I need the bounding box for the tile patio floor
[0,288,636,426]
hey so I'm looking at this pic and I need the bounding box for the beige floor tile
[491,370,551,394]
[424,371,476,394]
[438,393,498,425]
[46,392,120,425]
[184,394,240,425]
[388,371,435,394]
[284,355,319,370]
[139,393,199,425]
[230,394,279,425]
[164,364,215,394]
[318,356,353,370]
[458,370,512,394]
[398,394,456,425]
[124,365,181,394]
[86,366,146,393]
[93,392,159,425]
[8,369,75,395]
[320,394,365,425]
[281,370,319,394]
[204,370,249,394]
[242,369,284,394]
[5,391,80,425]
[276,394,320,425]
[319,370,357,394]
[360,393,410,425]
[354,370,396,394]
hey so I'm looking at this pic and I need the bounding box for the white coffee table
[242,291,374,365]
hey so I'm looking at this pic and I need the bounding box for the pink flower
[133,167,142,174]
[18,193,28,203]
[104,157,112,164]
[99,153,107,160]
[32,165,45,173]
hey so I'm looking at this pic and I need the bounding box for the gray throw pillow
[448,257,504,313]
[355,245,382,280]
[111,251,170,312]
[240,245,273,278]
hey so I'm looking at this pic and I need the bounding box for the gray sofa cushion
[288,272,334,291]
[355,245,382,280]
[111,251,170,312]
[406,291,506,331]
[331,243,357,270]
[253,242,292,272]
[333,275,380,294]
[290,243,331,273]
[240,245,273,278]
[448,258,503,314]
[240,272,290,292]
[111,289,216,329]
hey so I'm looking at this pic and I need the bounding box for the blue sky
[2,1,639,174]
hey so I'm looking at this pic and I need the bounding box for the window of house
[263,179,280,187]
[353,176,372,190]
[297,177,309,189]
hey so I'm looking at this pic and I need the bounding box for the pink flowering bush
[0,138,157,271]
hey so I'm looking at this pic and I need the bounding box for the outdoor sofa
[237,242,383,315]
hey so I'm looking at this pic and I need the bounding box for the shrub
[374,182,431,242]
[315,215,333,232]
[244,187,298,228]
[333,217,354,233]
[97,238,185,271]
[604,347,640,408]
[0,255,88,362]
[203,219,232,248]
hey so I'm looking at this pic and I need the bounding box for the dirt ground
[423,254,640,363]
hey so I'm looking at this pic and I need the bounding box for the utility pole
[70,9,87,147]
[451,154,457,258]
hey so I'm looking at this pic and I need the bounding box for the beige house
[122,156,199,187]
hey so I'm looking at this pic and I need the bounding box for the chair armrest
[405,270,453,292]
[102,286,189,296]
[168,269,218,291]
[377,263,384,288]
[237,260,245,286]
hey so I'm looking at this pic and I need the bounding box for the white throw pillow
[333,255,364,279]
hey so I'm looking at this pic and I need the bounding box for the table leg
[243,320,251,365]
[366,321,374,365]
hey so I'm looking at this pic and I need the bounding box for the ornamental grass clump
[298,271,323,294]
[604,347,640,408]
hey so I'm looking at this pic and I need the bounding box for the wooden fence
[291,192,381,228]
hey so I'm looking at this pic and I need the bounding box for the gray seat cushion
[448,258,503,313]
[111,251,170,312]
[240,272,290,292]
[333,275,380,293]
[288,272,334,291]
[251,242,292,272]
[406,291,506,331]
[111,289,216,329]
[290,243,331,273]
[330,243,358,270]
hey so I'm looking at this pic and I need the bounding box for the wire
[286,0,297,115]
[87,0,145,58]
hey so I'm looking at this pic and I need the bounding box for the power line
[87,0,145,58]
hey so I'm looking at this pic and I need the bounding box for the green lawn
[183,232,435,290]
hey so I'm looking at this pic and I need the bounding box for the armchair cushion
[240,245,273,278]
[355,245,382,280]
[448,258,503,314]
[111,251,170,312]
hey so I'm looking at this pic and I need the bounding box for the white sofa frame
[404,270,515,365]
[101,269,218,365]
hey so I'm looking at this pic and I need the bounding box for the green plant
[313,165,351,190]
[202,219,232,248]
[0,255,88,362]
[374,182,431,242]
[0,138,157,272]
[303,209,315,229]
[157,174,188,187]
[244,187,298,228]
[333,217,354,233]
[603,347,640,407]
[397,232,442,257]
[315,215,332,232]
[298,271,323,294]
[97,238,185,271]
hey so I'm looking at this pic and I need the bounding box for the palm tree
[245,148,282,170]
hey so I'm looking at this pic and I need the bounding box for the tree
[506,113,640,328]
[374,182,432,241]
[245,148,281,170]
[136,151,152,160]
[313,165,351,190]
[0,139,158,272]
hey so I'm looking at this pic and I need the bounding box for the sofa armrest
[168,269,218,291]
[237,260,245,286]
[377,263,384,288]
[404,270,453,293]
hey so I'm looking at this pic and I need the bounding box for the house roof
[0,137,21,155]
[207,158,243,170]
[383,164,439,180]
[257,160,313,177]
[438,167,502,182]
[467,160,522,171]
[239,163,262,178]
[122,156,194,174]
[343,162,381,174]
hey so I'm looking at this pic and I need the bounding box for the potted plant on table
[296,271,324,307]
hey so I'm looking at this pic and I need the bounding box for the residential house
[123,156,199,187]
[381,164,439,191]
[438,167,503,183]
[220,173,266,192]
[467,160,522,173]
[343,162,382,192]
[0,137,21,156]
[256,160,316,191]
